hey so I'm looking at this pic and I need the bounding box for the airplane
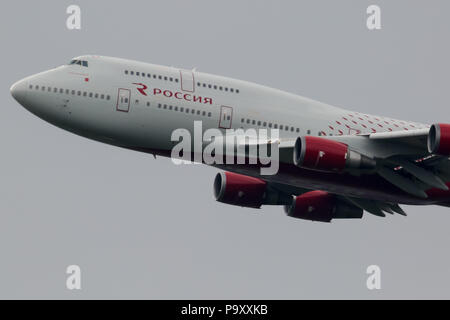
[10,55,450,222]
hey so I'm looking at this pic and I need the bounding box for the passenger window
[257,121,261,126]
[158,75,162,80]
[169,105,173,110]
[164,76,168,81]
[192,109,195,114]
[59,88,63,93]
[246,119,250,124]
[213,85,217,90]
[89,92,93,97]
[82,61,88,67]
[241,118,244,123]
[170,77,173,82]
[197,110,201,115]
[42,86,46,91]
[125,70,128,74]
[101,94,105,99]
[202,111,206,116]
[146,102,150,107]
[77,91,81,96]
[174,106,178,111]
[263,122,267,127]
[175,78,179,82]
[153,75,157,79]
[54,88,57,93]
[208,112,211,117]
[268,123,272,128]
[180,107,184,112]
[185,108,189,113]
[95,93,98,98]
[296,128,300,133]
[83,92,87,96]
[236,89,240,93]
[48,87,51,92]
[274,124,278,129]
[130,71,134,75]
[203,83,206,87]
[71,90,75,95]
[136,72,140,76]
[66,89,69,94]
[230,88,234,92]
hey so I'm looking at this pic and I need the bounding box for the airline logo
[132,82,213,105]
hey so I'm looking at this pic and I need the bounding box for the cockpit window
[69,59,88,67]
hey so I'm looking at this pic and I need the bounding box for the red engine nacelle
[428,123,450,155]
[284,191,363,222]
[214,172,267,208]
[293,136,375,172]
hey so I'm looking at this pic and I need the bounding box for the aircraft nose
[10,79,28,105]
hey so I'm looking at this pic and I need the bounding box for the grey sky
[1,0,450,299]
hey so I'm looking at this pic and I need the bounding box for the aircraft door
[219,106,233,129]
[116,88,131,112]
[179,69,195,92]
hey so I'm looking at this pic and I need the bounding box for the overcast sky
[1,0,450,299]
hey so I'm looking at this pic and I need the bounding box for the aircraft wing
[280,125,450,216]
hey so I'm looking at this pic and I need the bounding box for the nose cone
[10,79,28,106]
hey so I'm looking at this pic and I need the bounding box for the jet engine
[214,172,291,208]
[284,190,363,222]
[427,123,450,155]
[293,136,376,172]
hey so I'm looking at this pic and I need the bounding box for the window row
[124,69,240,94]
[196,82,239,93]
[240,118,305,133]
[126,99,213,120]
[124,70,179,83]
[153,101,212,118]
[29,84,110,100]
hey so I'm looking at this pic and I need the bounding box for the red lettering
[132,83,148,96]
[193,95,202,103]
[183,93,192,101]
[204,97,212,104]
[153,88,162,95]
[175,92,183,99]
[163,90,173,97]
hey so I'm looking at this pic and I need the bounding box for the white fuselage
[10,55,432,204]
